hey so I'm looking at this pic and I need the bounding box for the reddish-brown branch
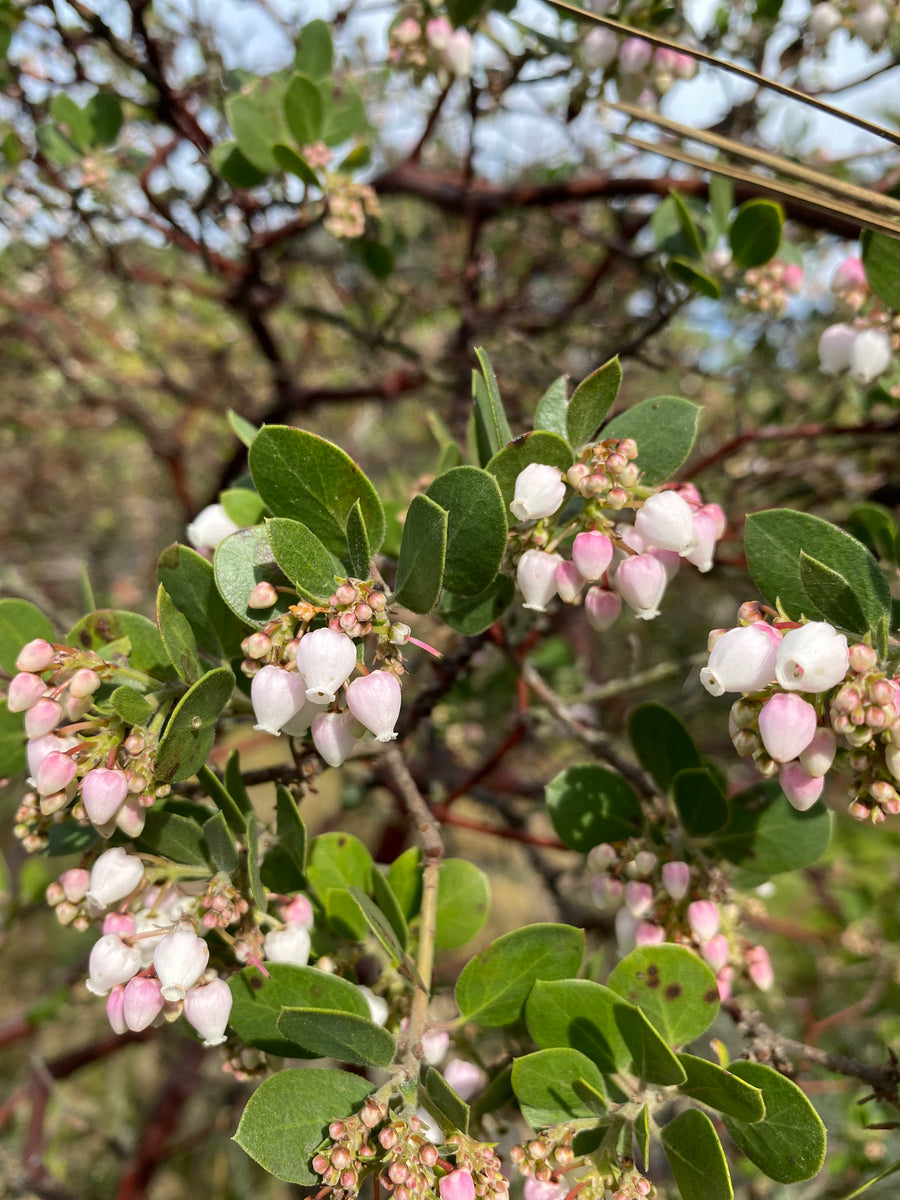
[431,805,568,848]
[441,722,528,807]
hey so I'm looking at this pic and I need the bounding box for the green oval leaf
[423,1066,470,1135]
[87,92,123,145]
[614,1003,687,1085]
[393,494,448,613]
[668,257,723,299]
[0,598,54,675]
[440,575,515,635]
[545,763,644,851]
[425,467,507,597]
[485,431,574,521]
[386,846,423,922]
[155,667,235,784]
[673,768,729,838]
[729,198,784,269]
[608,944,720,1047]
[213,525,293,627]
[566,358,622,449]
[307,832,373,940]
[346,500,372,580]
[472,347,513,465]
[661,1108,734,1200]
[434,859,491,951]
[677,1053,766,1122]
[533,375,570,439]
[284,72,323,146]
[525,978,630,1073]
[67,609,172,679]
[277,1007,396,1068]
[228,963,368,1057]
[276,784,308,876]
[512,1048,608,1128]
[203,810,238,875]
[156,585,201,684]
[136,808,211,867]
[627,703,701,793]
[266,517,344,603]
[0,700,26,777]
[713,779,832,876]
[158,543,247,658]
[862,231,900,310]
[210,140,268,188]
[602,396,701,485]
[723,1061,826,1183]
[455,923,584,1027]
[226,75,291,174]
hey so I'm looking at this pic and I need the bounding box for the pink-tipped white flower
[779,762,825,811]
[716,965,734,1001]
[183,977,233,1046]
[25,698,62,739]
[311,711,358,767]
[700,934,730,972]
[81,768,129,826]
[153,926,209,1001]
[635,921,665,946]
[251,664,307,735]
[555,560,585,603]
[60,867,90,903]
[510,463,566,522]
[425,16,452,49]
[27,733,78,782]
[524,1180,569,1200]
[264,923,311,966]
[684,509,718,573]
[584,587,621,631]
[615,554,668,620]
[634,491,697,555]
[624,880,654,919]
[746,945,775,990]
[818,323,857,374]
[87,847,145,912]
[280,894,315,929]
[123,975,164,1031]
[34,749,76,795]
[296,627,357,704]
[7,672,46,712]
[107,985,127,1034]
[104,912,137,937]
[700,624,779,697]
[440,1170,476,1200]
[443,1058,488,1101]
[661,860,690,900]
[345,670,402,742]
[115,796,147,838]
[423,1027,450,1066]
[86,934,143,996]
[775,622,849,693]
[186,503,239,552]
[849,327,892,385]
[615,907,637,955]
[16,638,55,673]
[572,532,613,581]
[619,37,652,73]
[799,727,836,777]
[758,693,818,763]
[687,900,719,941]
[280,696,318,738]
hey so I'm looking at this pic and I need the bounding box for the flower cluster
[738,259,804,318]
[389,12,474,78]
[702,609,900,822]
[808,0,891,50]
[510,454,724,626]
[324,176,381,240]
[8,638,169,850]
[818,255,896,386]
[581,29,697,96]
[511,1124,655,1200]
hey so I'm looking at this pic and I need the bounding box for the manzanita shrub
[3,343,899,1199]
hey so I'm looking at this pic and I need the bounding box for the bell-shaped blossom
[264,923,311,966]
[555,560,585,603]
[443,1058,488,1102]
[60,867,90,903]
[87,847,145,912]
[16,638,55,673]
[311,711,357,767]
[510,463,566,522]
[584,587,621,631]
[572,532,613,581]
[280,695,318,738]
[27,733,77,781]
[183,977,233,1046]
[296,627,357,704]
[635,921,665,946]
[849,327,892,385]
[661,860,690,901]
[624,880,654,918]
[25,697,62,739]
[809,1,842,40]
[359,985,389,1027]
[746,945,775,990]
[758,693,818,762]
[634,491,697,555]
[700,934,730,972]
[818,323,857,374]
[700,624,778,697]
[280,894,314,929]
[619,37,652,73]
[517,550,563,612]
[799,727,836,777]
[780,762,825,811]
[107,985,127,1034]
[251,664,307,735]
[582,27,618,69]
[775,622,849,693]
[687,900,719,941]
[524,1179,569,1200]
[440,1170,476,1200]
[86,934,142,996]
[7,672,46,712]
[832,257,867,293]
[115,796,147,838]
[615,554,668,620]
[104,912,137,937]
[185,503,239,552]
[153,926,209,1001]
[346,670,402,742]
[684,509,718,573]
[35,750,77,796]
[82,767,129,826]
[123,975,165,1031]
[649,547,681,583]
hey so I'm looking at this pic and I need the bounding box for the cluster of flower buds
[510,456,724,626]
[738,260,804,318]
[808,0,891,50]
[389,13,474,78]
[323,176,381,241]
[312,1100,387,1196]
[8,638,168,850]
[444,1132,509,1200]
[512,1126,655,1200]
[581,30,696,94]
[703,609,900,823]
[589,844,773,998]
[510,1128,575,1183]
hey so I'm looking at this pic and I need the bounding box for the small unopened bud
[661,860,690,900]
[248,581,278,609]
[69,668,102,698]
[246,632,272,659]
[7,672,46,712]
[687,900,719,941]
[26,698,63,739]
[16,638,56,673]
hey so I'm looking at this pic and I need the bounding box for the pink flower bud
[584,587,621,631]
[264,923,311,966]
[779,762,825,811]
[672,51,697,79]
[572,532,613,581]
[662,860,690,900]
[25,698,62,739]
[251,664,307,735]
[296,627,357,705]
[60,867,90,903]
[440,1169,475,1200]
[248,581,278,609]
[443,1058,488,1101]
[443,29,473,76]
[775,622,849,693]
[185,503,239,552]
[345,670,402,742]
[35,750,76,796]
[799,727,836,777]
[104,912,137,937]
[635,921,665,946]
[615,554,668,620]
[517,549,563,612]
[510,463,566,522]
[280,894,314,928]
[634,492,697,555]
[107,985,127,1034]
[115,795,147,838]
[700,624,778,697]
[746,945,774,990]
[425,16,452,49]
[582,27,618,69]
[311,711,357,767]
[818,323,857,374]
[183,977,233,1046]
[123,974,164,1031]
[86,933,143,996]
[832,257,867,293]
[782,264,804,294]
[849,327,892,385]
[758,693,818,763]
[687,900,719,941]
[69,668,101,698]
[625,880,654,918]
[716,965,734,1001]
[7,672,46,712]
[16,638,55,673]
[684,509,718,573]
[524,1180,568,1200]
[555,560,585,603]
[154,926,209,1001]
[619,37,652,73]
[700,934,730,972]
[87,847,145,912]
[81,767,129,825]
